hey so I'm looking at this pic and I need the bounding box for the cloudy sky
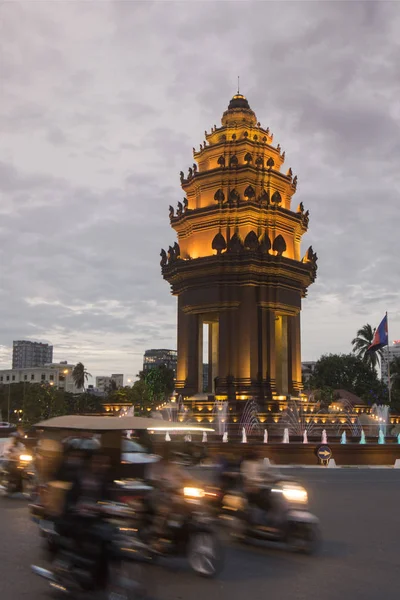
[1,0,399,383]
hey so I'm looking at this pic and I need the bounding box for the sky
[1,0,399,384]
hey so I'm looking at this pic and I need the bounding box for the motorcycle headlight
[183,486,205,499]
[279,484,308,503]
[19,454,33,462]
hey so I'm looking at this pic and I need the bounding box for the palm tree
[72,362,91,391]
[352,323,383,370]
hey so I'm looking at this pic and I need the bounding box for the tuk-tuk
[30,414,214,522]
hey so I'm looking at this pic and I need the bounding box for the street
[0,469,399,600]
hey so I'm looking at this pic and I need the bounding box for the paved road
[1,469,399,600]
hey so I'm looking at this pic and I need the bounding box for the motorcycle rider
[240,449,276,522]
[4,433,27,492]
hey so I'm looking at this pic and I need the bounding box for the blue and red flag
[367,314,388,353]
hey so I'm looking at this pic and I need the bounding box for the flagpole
[386,311,392,405]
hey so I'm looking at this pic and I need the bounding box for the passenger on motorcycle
[240,449,276,521]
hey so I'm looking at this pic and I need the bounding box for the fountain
[213,400,229,435]
[371,404,390,436]
[303,431,308,444]
[240,398,261,435]
[340,431,347,444]
[222,432,228,443]
[241,428,247,443]
[378,429,385,444]
[184,433,192,442]
[263,429,268,444]
[165,432,171,442]
[360,430,366,444]
[202,431,207,443]
[283,397,323,437]
[321,429,328,444]
[282,428,289,444]
[398,433,400,444]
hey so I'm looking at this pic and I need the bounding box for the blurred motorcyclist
[5,432,26,460]
[240,449,276,520]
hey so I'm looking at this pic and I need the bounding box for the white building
[95,374,124,393]
[0,362,81,394]
[381,341,400,387]
[301,361,317,386]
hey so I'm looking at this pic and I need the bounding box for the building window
[24,374,27,381]
[0,376,3,382]
[41,374,46,381]
[12,375,15,381]
[49,374,54,381]
[31,374,35,381]
[6,375,9,381]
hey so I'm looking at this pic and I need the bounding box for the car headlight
[20,454,33,462]
[280,484,308,503]
[183,487,205,499]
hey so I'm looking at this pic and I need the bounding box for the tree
[22,384,66,426]
[72,362,91,391]
[139,365,175,406]
[309,353,388,404]
[352,323,383,370]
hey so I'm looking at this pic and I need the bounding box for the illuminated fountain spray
[397,433,400,444]
[240,398,261,435]
[371,404,390,436]
[321,429,328,444]
[378,429,385,444]
[360,430,366,444]
[282,428,290,443]
[222,431,228,443]
[283,397,323,437]
[264,429,268,444]
[202,431,207,443]
[340,431,347,444]
[213,400,228,435]
[303,431,308,444]
[241,428,247,444]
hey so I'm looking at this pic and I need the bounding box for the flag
[367,315,388,353]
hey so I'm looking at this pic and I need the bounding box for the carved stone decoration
[272,235,287,256]
[177,201,183,216]
[277,144,281,152]
[244,185,255,200]
[271,191,282,204]
[293,175,298,187]
[217,155,225,167]
[180,171,185,183]
[304,246,318,267]
[160,249,167,266]
[244,152,252,164]
[204,130,207,138]
[193,147,196,154]
[259,232,272,254]
[183,197,188,211]
[200,144,203,150]
[262,136,267,143]
[266,127,270,134]
[203,140,207,147]
[267,157,274,168]
[227,231,243,253]
[253,135,258,141]
[229,155,238,168]
[212,232,227,255]
[243,131,249,138]
[281,151,285,160]
[259,189,270,204]
[244,230,259,251]
[287,167,293,178]
[173,242,181,258]
[214,189,225,203]
[168,245,175,262]
[188,167,193,178]
[303,210,310,226]
[232,134,236,140]
[228,188,240,204]
[169,205,174,219]
[297,202,304,213]
[193,163,197,174]
[255,156,264,168]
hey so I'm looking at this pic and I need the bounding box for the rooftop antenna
[237,75,240,94]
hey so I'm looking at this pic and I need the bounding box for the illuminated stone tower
[161,93,317,407]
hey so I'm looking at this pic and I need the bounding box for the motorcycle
[0,453,37,497]
[32,501,149,600]
[135,484,224,578]
[220,477,321,554]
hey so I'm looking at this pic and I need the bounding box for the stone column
[208,321,219,393]
[265,310,276,397]
[289,313,302,393]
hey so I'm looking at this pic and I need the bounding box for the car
[121,439,160,464]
